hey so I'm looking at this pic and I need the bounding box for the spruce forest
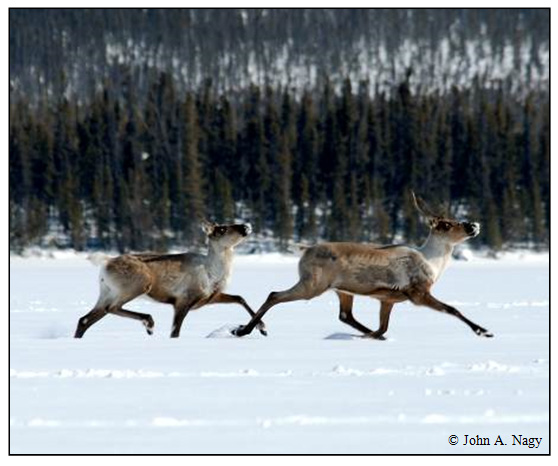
[9,9,549,252]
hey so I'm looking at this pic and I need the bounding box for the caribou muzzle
[464,222,480,237]
[239,223,252,236]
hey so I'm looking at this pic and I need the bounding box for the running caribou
[232,193,493,339]
[74,221,267,338]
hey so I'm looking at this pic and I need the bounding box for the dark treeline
[10,71,549,252]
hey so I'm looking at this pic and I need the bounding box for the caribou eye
[438,222,451,231]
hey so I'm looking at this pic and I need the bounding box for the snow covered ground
[10,251,549,454]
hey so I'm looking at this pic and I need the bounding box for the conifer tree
[182,93,205,243]
[213,169,235,223]
[276,136,294,249]
[53,98,84,249]
[241,84,266,232]
[264,86,282,230]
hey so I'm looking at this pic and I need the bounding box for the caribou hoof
[142,317,155,335]
[231,325,247,337]
[257,323,268,336]
[363,332,386,341]
[475,328,494,338]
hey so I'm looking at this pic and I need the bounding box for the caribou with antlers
[232,193,493,339]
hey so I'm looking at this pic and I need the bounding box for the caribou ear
[200,220,215,235]
[428,216,440,228]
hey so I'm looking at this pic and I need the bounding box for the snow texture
[10,252,548,453]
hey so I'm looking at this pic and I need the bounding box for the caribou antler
[410,191,440,219]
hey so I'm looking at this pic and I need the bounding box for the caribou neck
[418,233,454,281]
[207,242,235,277]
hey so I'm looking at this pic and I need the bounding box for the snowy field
[10,251,549,454]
